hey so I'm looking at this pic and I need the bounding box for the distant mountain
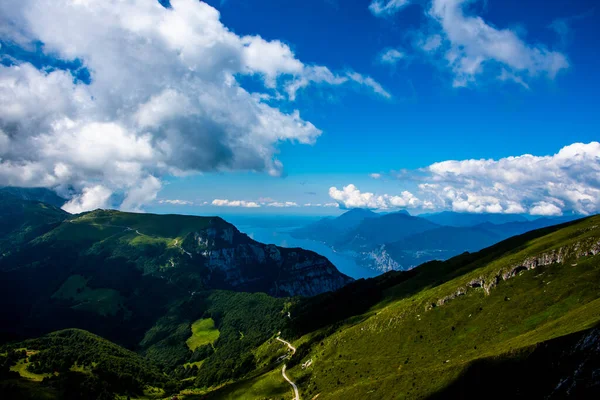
[364,226,502,272]
[364,216,586,273]
[336,212,439,249]
[0,187,66,208]
[476,216,580,238]
[291,208,379,243]
[332,208,379,231]
[421,211,529,227]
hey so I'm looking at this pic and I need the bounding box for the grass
[201,369,291,400]
[183,360,205,369]
[9,350,53,382]
[186,318,220,351]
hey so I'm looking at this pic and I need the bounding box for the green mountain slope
[1,328,172,399]
[0,187,66,208]
[0,202,350,341]
[0,192,69,254]
[205,216,600,399]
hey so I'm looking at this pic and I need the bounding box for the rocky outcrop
[359,245,401,273]
[179,218,353,297]
[428,238,600,310]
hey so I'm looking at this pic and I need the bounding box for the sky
[0,0,598,217]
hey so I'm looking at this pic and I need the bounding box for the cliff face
[179,220,353,297]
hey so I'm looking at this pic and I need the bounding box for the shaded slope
[1,328,172,399]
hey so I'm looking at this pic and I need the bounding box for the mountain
[336,212,439,249]
[291,208,379,243]
[421,211,529,227]
[476,216,580,238]
[0,187,66,208]
[205,215,600,399]
[1,329,171,399]
[2,192,600,398]
[0,193,351,351]
[363,216,586,273]
[0,191,69,254]
[360,225,503,272]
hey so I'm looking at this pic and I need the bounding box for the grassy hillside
[204,215,600,399]
[186,319,219,351]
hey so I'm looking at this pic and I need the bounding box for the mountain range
[293,208,580,272]
[1,189,599,399]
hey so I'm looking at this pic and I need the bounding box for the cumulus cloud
[63,185,113,214]
[212,199,261,208]
[385,0,569,87]
[530,201,563,216]
[159,199,194,205]
[424,142,600,215]
[329,184,429,210]
[331,142,600,216]
[0,0,389,212]
[369,0,410,17]
[379,49,405,65]
[427,0,569,87]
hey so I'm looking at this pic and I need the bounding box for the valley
[1,190,599,399]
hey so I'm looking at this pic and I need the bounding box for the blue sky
[0,0,599,216]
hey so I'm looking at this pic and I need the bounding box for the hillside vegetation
[2,191,599,399]
[207,216,600,399]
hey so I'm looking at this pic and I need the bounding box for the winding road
[276,336,300,400]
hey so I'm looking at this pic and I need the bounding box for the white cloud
[0,0,389,212]
[159,199,194,206]
[212,199,261,208]
[425,142,600,215]
[330,142,600,216]
[370,173,382,179]
[530,201,563,216]
[329,184,425,210]
[418,34,442,52]
[379,49,405,65]
[369,0,410,17]
[266,201,299,208]
[303,202,339,208]
[346,72,392,99]
[63,185,112,214]
[120,176,162,212]
[428,0,569,87]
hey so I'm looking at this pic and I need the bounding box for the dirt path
[276,336,299,400]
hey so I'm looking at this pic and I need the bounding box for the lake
[234,224,379,280]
